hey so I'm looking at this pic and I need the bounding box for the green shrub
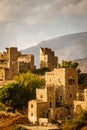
[63,110,87,130]
[0,82,30,110]
[12,124,27,130]
[0,102,5,110]
[6,107,15,113]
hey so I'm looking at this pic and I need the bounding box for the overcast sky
[0,0,87,50]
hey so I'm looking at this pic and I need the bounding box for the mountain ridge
[21,32,87,68]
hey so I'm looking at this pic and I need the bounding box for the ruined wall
[36,88,47,101]
[40,48,58,70]
[48,107,68,122]
[74,89,87,114]
[46,86,56,108]
[0,47,36,81]
[28,100,48,123]
[0,69,5,81]
[28,100,37,123]
[18,54,36,72]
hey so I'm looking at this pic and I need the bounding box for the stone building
[28,68,78,124]
[74,89,87,114]
[45,68,78,106]
[18,54,35,72]
[40,48,58,70]
[0,47,35,81]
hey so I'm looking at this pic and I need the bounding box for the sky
[0,0,87,51]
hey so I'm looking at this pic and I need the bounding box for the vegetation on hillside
[32,67,51,75]
[14,72,45,99]
[0,82,29,110]
[78,73,87,89]
[59,60,87,89]
[59,60,78,69]
[63,110,87,130]
[0,72,45,111]
[12,124,27,130]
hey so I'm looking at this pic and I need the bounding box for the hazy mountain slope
[75,57,87,73]
[21,32,87,67]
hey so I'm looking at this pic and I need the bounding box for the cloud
[0,0,86,24]
[0,0,87,50]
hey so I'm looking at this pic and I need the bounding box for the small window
[31,113,33,116]
[31,104,33,108]
[70,94,72,98]
[69,79,75,85]
[40,95,43,98]
[50,78,51,82]
[58,78,61,83]
[50,102,52,108]
[60,95,62,100]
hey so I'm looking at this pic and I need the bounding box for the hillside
[21,32,87,68]
[75,57,87,73]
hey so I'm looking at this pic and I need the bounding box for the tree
[14,72,45,99]
[32,67,51,75]
[60,60,78,69]
[0,82,30,110]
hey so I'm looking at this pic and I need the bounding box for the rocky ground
[0,111,29,130]
[0,111,87,130]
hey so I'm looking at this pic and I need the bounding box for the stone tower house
[45,68,78,106]
[40,48,58,70]
[0,47,20,80]
[0,47,36,81]
[28,68,78,124]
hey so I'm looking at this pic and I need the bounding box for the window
[40,95,43,98]
[56,102,60,107]
[50,102,52,108]
[60,95,62,100]
[69,79,75,85]
[31,104,33,108]
[31,113,33,116]
[58,78,61,83]
[70,94,72,98]
[50,78,51,82]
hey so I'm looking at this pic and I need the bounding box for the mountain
[75,57,87,73]
[21,32,87,68]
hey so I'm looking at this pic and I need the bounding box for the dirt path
[0,113,29,130]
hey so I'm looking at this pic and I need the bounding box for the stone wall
[45,68,78,106]
[18,54,35,72]
[40,48,58,70]
[28,100,48,124]
[74,89,87,114]
[0,47,35,81]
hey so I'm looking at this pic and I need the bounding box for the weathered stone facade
[45,68,78,106]
[40,48,58,70]
[74,89,87,114]
[0,47,36,81]
[18,54,35,72]
[28,68,78,124]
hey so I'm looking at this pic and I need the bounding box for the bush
[32,67,51,75]
[6,107,15,113]
[63,111,87,130]
[0,82,30,110]
[12,124,27,130]
[14,72,45,99]
[0,102,6,110]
